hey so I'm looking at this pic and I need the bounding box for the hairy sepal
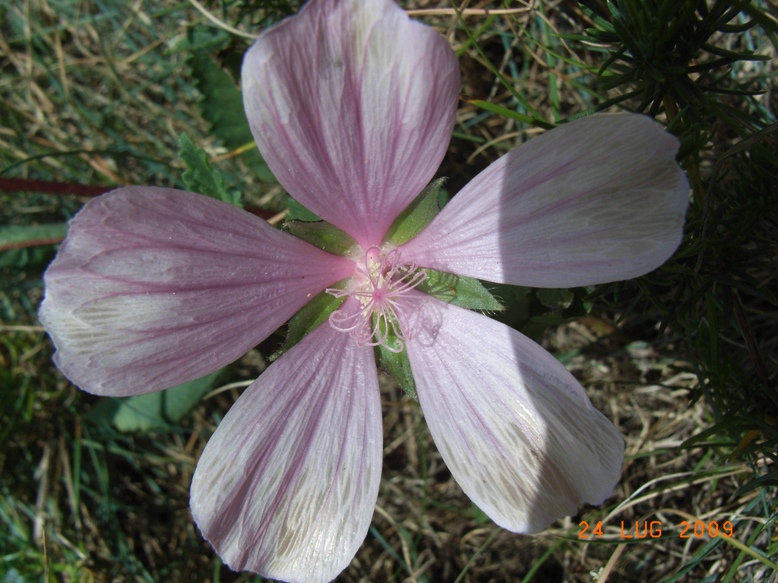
[284,220,356,255]
[285,197,321,222]
[278,288,347,358]
[416,268,504,312]
[375,326,417,399]
[384,178,448,246]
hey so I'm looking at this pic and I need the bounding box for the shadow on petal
[404,293,624,532]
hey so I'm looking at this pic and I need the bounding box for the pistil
[326,246,426,352]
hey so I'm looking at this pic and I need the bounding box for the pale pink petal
[400,114,690,287]
[402,292,624,532]
[190,299,381,582]
[242,0,460,246]
[38,187,353,396]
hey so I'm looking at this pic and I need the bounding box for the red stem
[0,177,111,197]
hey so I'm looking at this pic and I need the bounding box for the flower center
[325,246,426,352]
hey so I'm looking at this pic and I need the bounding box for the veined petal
[38,187,353,396]
[403,292,624,532]
[190,299,382,583]
[242,0,460,246]
[400,114,690,287]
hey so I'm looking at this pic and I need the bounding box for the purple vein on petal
[242,0,460,246]
[400,114,690,288]
[39,186,353,396]
[191,298,382,583]
[403,291,624,533]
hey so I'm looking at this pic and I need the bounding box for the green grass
[1,0,776,581]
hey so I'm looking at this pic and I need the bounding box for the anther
[326,247,426,351]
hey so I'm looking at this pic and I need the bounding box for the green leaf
[178,133,241,206]
[0,246,53,269]
[284,220,355,255]
[536,288,575,310]
[3,568,24,583]
[90,369,226,433]
[0,223,68,249]
[490,285,591,342]
[416,269,503,312]
[488,283,532,305]
[0,224,67,268]
[385,178,448,245]
[520,312,571,341]
[188,50,275,182]
[467,100,554,130]
[169,25,231,54]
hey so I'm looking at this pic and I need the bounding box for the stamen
[325,246,426,351]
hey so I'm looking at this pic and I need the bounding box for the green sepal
[178,133,242,206]
[285,197,321,221]
[384,178,448,245]
[375,334,417,399]
[416,268,504,312]
[278,287,347,356]
[284,220,356,255]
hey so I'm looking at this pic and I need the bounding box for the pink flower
[38,0,689,581]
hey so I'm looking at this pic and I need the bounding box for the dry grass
[1,0,775,582]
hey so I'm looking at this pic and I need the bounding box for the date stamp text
[578,520,734,540]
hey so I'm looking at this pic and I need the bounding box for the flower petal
[190,299,381,582]
[400,114,689,287]
[402,293,624,532]
[242,0,460,246]
[38,187,353,396]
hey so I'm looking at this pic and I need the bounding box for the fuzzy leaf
[188,50,275,182]
[178,133,241,206]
